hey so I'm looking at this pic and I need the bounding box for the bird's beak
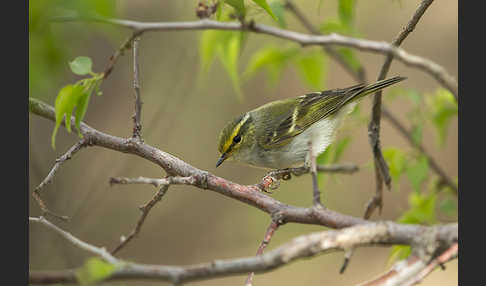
[216,153,227,168]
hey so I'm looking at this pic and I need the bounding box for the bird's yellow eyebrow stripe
[223,113,250,153]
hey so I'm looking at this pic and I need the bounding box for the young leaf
[244,46,298,85]
[69,56,93,76]
[220,34,243,100]
[439,197,458,217]
[75,91,91,135]
[294,50,327,90]
[388,245,412,265]
[338,0,356,27]
[401,192,437,224]
[383,147,407,182]
[75,257,115,286]
[336,48,361,73]
[251,0,278,21]
[427,89,458,145]
[406,155,429,193]
[51,84,86,149]
[269,1,287,27]
[199,30,244,98]
[411,124,423,145]
[226,0,246,16]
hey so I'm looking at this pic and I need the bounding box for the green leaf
[389,245,411,264]
[399,192,437,225]
[269,1,287,27]
[244,46,298,85]
[251,0,278,21]
[216,0,226,20]
[336,47,361,73]
[338,0,356,27]
[220,34,243,100]
[403,89,422,106]
[52,84,86,149]
[226,0,246,16]
[427,89,458,145]
[406,156,429,193]
[411,124,423,145]
[75,258,115,286]
[69,56,93,76]
[439,197,457,217]
[383,147,407,182]
[75,91,91,135]
[294,50,327,90]
[199,30,244,98]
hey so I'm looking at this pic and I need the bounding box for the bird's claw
[257,175,280,193]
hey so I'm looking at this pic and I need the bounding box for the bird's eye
[233,135,241,143]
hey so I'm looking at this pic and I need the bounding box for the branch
[32,139,88,220]
[131,36,143,140]
[29,217,457,285]
[53,15,457,99]
[109,176,197,188]
[358,243,458,286]
[111,184,170,255]
[29,217,118,264]
[366,0,436,218]
[245,220,281,286]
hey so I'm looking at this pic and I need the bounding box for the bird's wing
[261,83,365,148]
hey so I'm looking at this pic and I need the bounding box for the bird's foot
[255,169,293,193]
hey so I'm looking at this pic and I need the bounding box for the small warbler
[216,76,406,169]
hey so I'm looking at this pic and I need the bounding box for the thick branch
[53,16,457,99]
[29,217,457,285]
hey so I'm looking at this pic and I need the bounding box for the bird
[216,76,406,170]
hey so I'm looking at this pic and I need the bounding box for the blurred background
[29,0,458,285]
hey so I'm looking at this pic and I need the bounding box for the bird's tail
[351,76,407,103]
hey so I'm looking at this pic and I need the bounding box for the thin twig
[111,184,170,255]
[309,142,324,208]
[402,242,458,286]
[53,16,457,99]
[103,31,143,79]
[245,220,281,286]
[339,248,354,274]
[132,36,143,140]
[366,0,435,219]
[358,243,458,286]
[32,139,87,220]
[29,216,118,264]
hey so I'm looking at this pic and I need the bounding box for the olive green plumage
[217,76,406,169]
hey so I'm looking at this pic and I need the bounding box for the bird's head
[216,113,253,167]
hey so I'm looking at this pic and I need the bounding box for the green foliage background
[29,1,457,285]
